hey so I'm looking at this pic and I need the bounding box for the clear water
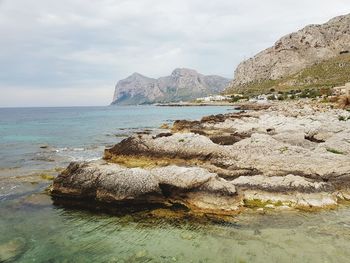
[0,106,235,174]
[1,105,350,263]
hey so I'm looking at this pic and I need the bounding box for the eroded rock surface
[52,161,238,214]
[52,101,350,214]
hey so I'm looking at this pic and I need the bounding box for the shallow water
[1,105,350,262]
[1,193,350,262]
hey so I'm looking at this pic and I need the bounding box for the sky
[0,0,349,107]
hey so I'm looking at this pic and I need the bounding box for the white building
[333,83,350,96]
[196,95,230,102]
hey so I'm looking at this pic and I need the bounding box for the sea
[0,105,350,262]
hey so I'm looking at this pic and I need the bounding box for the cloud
[0,0,349,106]
[0,85,113,107]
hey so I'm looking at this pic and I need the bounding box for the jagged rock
[227,13,350,90]
[52,161,238,213]
[51,101,350,214]
[111,68,231,105]
[171,112,253,146]
[108,101,350,182]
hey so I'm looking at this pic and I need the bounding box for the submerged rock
[0,238,26,262]
[22,193,53,207]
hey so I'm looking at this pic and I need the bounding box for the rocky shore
[51,101,350,215]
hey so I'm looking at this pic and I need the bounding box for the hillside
[111,68,230,105]
[226,53,350,95]
[226,13,350,94]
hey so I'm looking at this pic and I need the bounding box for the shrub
[230,95,242,103]
[299,91,308,98]
[320,97,329,103]
[308,89,321,98]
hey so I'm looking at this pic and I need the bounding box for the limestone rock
[51,101,350,214]
[52,160,238,213]
[227,13,350,90]
[111,68,231,105]
[232,174,332,193]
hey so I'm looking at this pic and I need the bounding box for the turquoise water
[0,106,234,173]
[1,105,350,262]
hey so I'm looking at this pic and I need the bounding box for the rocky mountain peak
[127,72,150,81]
[226,13,350,91]
[170,68,199,78]
[112,68,231,105]
[130,72,143,77]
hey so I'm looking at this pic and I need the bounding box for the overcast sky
[0,0,349,107]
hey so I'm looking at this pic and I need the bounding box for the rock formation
[111,68,230,105]
[227,13,350,91]
[51,101,350,214]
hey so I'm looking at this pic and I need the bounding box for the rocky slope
[111,68,230,105]
[227,53,350,95]
[226,13,350,93]
[51,101,350,215]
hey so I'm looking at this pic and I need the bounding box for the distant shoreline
[155,102,235,107]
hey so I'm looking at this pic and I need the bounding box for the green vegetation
[338,115,350,121]
[230,95,242,103]
[226,54,350,95]
[178,139,185,142]
[39,174,55,180]
[243,199,285,208]
[326,148,345,155]
[267,94,276,100]
[279,146,289,153]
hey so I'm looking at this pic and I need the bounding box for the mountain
[226,13,350,94]
[111,68,231,105]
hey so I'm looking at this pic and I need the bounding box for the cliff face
[111,68,230,105]
[227,14,350,92]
